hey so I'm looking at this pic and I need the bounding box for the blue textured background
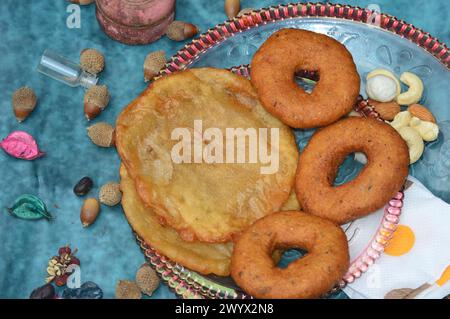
[0,0,448,299]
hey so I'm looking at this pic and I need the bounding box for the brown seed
[143,51,166,82]
[115,280,141,299]
[225,0,241,18]
[80,49,105,75]
[166,21,198,41]
[408,104,436,123]
[368,99,401,121]
[84,85,110,120]
[69,0,95,5]
[80,198,100,227]
[12,87,37,122]
[99,182,122,206]
[135,263,159,296]
[87,122,115,148]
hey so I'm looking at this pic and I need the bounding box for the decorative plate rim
[134,1,448,298]
[155,2,449,80]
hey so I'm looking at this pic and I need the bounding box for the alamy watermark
[171,120,280,175]
[66,4,81,29]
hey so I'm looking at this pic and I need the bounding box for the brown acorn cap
[99,182,122,206]
[166,21,198,41]
[80,49,105,75]
[135,263,159,296]
[115,280,141,299]
[144,51,166,82]
[87,122,115,148]
[12,87,37,122]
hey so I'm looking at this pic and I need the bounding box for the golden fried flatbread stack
[116,68,299,276]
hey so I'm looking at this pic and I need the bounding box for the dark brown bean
[73,177,93,196]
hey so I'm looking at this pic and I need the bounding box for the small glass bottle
[37,49,98,89]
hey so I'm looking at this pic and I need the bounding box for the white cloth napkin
[342,176,450,299]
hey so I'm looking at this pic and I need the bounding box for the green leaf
[8,194,53,220]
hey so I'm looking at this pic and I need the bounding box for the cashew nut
[397,126,425,164]
[396,72,424,105]
[409,117,439,142]
[366,69,401,102]
[390,111,412,131]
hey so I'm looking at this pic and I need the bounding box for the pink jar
[95,0,176,45]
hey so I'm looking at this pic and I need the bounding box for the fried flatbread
[116,68,298,243]
[120,165,233,276]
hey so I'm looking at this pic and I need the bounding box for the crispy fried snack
[231,211,349,299]
[296,117,409,224]
[120,165,232,276]
[116,68,298,243]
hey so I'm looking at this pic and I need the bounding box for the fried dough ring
[295,117,409,224]
[231,211,349,299]
[251,28,361,128]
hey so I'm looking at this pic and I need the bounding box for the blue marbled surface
[0,0,448,299]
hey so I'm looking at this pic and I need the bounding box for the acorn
[166,21,198,41]
[225,0,241,18]
[80,49,105,75]
[135,263,159,296]
[84,85,110,120]
[87,122,115,148]
[144,51,166,82]
[115,280,141,299]
[99,182,122,206]
[12,87,37,122]
[80,198,100,227]
[69,0,95,5]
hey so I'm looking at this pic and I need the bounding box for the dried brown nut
[87,122,115,148]
[166,21,198,41]
[408,104,436,123]
[99,182,122,206]
[115,280,141,299]
[225,0,241,18]
[12,87,37,122]
[135,263,159,296]
[368,99,401,121]
[84,85,110,121]
[73,176,94,196]
[80,198,100,227]
[69,0,95,5]
[80,49,105,75]
[144,51,166,82]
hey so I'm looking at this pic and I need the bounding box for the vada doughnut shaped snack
[115,68,299,243]
[251,29,360,129]
[231,211,349,299]
[295,117,409,224]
